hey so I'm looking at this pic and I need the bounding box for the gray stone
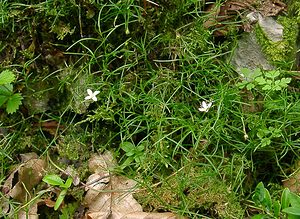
[230,31,275,78]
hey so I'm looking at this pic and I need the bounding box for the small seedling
[120,141,145,169]
[252,182,300,218]
[256,126,282,148]
[0,70,23,114]
[43,174,73,210]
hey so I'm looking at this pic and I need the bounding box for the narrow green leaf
[281,188,291,209]
[61,177,73,189]
[253,182,266,205]
[6,93,23,114]
[54,189,67,210]
[121,157,134,169]
[0,70,15,85]
[262,188,272,211]
[282,207,300,216]
[43,174,65,186]
[273,200,281,218]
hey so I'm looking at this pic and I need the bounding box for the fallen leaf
[18,203,38,219]
[84,152,181,219]
[283,160,300,193]
[2,153,46,202]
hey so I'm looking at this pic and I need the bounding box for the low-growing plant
[237,68,291,92]
[42,174,73,211]
[0,70,23,114]
[120,141,145,169]
[252,182,300,218]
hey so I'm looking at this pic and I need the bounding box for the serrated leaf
[246,83,255,90]
[278,78,291,88]
[255,76,266,85]
[137,144,145,151]
[240,68,252,77]
[0,70,15,85]
[43,174,65,186]
[265,70,280,79]
[6,93,23,114]
[0,96,8,107]
[262,85,272,90]
[237,81,248,89]
[261,138,271,147]
[0,84,13,95]
[252,68,262,78]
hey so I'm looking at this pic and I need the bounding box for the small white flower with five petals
[198,101,213,112]
[85,89,100,102]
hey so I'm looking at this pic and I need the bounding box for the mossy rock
[255,15,298,69]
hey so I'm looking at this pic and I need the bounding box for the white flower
[85,89,100,102]
[198,101,213,112]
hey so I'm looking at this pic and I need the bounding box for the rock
[257,13,284,42]
[230,31,275,76]
[231,12,298,75]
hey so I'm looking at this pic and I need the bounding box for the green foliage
[237,68,291,92]
[43,175,73,211]
[1,0,299,218]
[252,183,300,218]
[0,70,23,114]
[59,203,78,219]
[120,141,145,169]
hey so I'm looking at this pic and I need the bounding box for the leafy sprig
[0,70,23,114]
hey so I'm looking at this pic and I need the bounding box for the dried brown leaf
[2,153,46,202]
[18,203,38,219]
[84,152,181,219]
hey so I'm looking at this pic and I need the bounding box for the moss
[135,165,244,218]
[57,130,90,161]
[255,16,298,69]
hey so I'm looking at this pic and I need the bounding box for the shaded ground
[1,0,300,218]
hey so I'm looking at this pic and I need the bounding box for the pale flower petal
[87,89,93,96]
[85,89,100,102]
[198,101,213,112]
[92,96,98,101]
[85,95,92,100]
